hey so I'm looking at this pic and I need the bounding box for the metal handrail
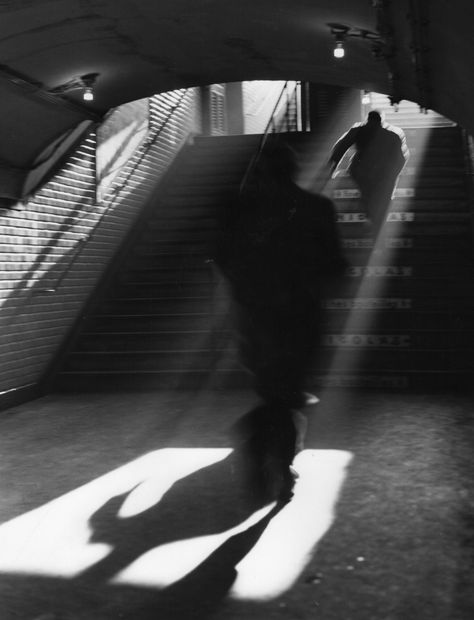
[101,88,190,206]
[239,81,300,193]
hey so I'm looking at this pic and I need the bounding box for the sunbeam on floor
[0,446,352,602]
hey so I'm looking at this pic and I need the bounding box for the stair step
[313,370,470,390]
[341,235,472,250]
[61,347,471,375]
[288,126,462,146]
[311,350,472,372]
[76,329,233,352]
[320,278,471,297]
[336,212,471,227]
[399,167,466,179]
[331,184,468,201]
[75,326,472,354]
[343,262,471,277]
[98,293,473,313]
[85,313,223,332]
[112,282,219,297]
[321,296,474,313]
[63,349,240,372]
[53,368,252,392]
[126,252,470,272]
[83,310,473,334]
[118,268,216,285]
[338,220,470,236]
[132,239,471,257]
[111,277,471,299]
[53,367,470,393]
[193,135,262,147]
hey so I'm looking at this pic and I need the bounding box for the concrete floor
[0,388,473,620]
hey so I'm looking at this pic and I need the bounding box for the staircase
[52,135,260,391]
[51,117,474,392]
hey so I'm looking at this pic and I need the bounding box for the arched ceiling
[0,0,473,198]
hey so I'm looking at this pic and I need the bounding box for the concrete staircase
[51,135,259,390]
[51,120,474,392]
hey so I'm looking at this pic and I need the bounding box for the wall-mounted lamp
[49,72,98,102]
[328,23,384,60]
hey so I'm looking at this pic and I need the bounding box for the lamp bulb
[83,87,94,101]
[334,43,345,58]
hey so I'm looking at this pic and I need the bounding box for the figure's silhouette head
[367,109,384,125]
[255,141,297,181]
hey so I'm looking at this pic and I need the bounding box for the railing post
[462,129,474,260]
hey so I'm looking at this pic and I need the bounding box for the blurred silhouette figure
[329,109,409,233]
[215,140,345,500]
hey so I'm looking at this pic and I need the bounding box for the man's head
[257,141,297,179]
[367,109,384,124]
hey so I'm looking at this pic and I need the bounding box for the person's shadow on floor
[73,416,292,619]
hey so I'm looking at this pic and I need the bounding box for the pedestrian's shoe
[303,392,319,405]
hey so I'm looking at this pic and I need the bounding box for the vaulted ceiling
[0,0,472,199]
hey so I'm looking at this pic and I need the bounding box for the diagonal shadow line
[124,502,283,620]
[0,502,283,620]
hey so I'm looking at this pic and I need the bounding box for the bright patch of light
[0,449,231,577]
[113,503,276,588]
[231,449,353,600]
[334,43,345,58]
[0,448,352,601]
[83,87,94,101]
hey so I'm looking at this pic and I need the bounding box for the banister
[239,81,300,193]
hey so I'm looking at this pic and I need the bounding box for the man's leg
[368,177,398,234]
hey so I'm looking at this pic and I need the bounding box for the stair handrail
[100,88,191,208]
[239,81,300,193]
[37,88,192,294]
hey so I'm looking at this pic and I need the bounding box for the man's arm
[329,126,358,172]
[386,123,410,164]
[400,130,410,162]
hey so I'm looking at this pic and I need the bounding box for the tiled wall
[0,89,200,404]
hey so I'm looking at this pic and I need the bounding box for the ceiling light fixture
[329,23,349,60]
[49,72,98,103]
[83,86,94,101]
[334,39,345,59]
[328,23,384,61]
